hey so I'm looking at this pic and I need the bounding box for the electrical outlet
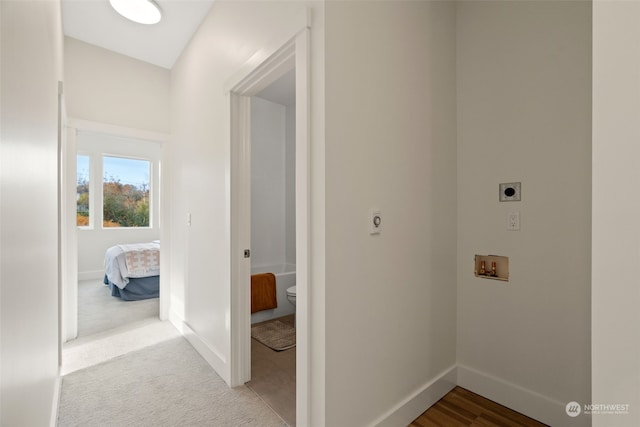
[507,211,520,231]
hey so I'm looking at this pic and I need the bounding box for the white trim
[67,118,170,144]
[223,8,311,94]
[182,322,229,384]
[62,126,78,343]
[229,92,252,387]
[294,28,312,427]
[457,364,590,427]
[50,370,61,427]
[371,365,457,427]
[64,119,170,336]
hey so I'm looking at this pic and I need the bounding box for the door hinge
[244,249,250,258]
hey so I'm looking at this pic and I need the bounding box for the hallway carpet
[77,279,159,337]
[57,337,287,427]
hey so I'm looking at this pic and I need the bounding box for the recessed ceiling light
[109,0,162,25]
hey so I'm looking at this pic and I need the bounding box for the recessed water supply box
[474,255,509,281]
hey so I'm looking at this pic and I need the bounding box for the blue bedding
[104,275,159,301]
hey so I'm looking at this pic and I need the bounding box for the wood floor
[410,386,548,427]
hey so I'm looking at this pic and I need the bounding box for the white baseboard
[50,370,61,427]
[457,364,590,427]
[78,270,103,281]
[371,365,457,427]
[169,312,231,386]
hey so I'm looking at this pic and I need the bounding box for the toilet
[286,286,296,326]
[286,286,296,307]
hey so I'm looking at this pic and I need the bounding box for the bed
[103,240,160,301]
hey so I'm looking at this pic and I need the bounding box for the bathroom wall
[250,96,295,269]
[250,96,296,324]
[456,2,591,426]
[284,103,296,266]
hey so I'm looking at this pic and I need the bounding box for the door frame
[228,27,311,426]
[61,119,170,342]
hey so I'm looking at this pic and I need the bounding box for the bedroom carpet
[78,279,159,337]
[58,336,287,427]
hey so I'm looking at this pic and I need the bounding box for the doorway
[245,70,297,425]
[60,120,170,373]
[229,29,310,426]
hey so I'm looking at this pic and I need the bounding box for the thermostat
[499,182,521,202]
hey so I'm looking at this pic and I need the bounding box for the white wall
[76,131,161,277]
[456,2,591,426]
[169,3,325,410]
[592,2,640,426]
[64,37,169,278]
[285,103,296,266]
[324,2,457,425]
[64,37,170,133]
[0,1,64,425]
[250,96,288,269]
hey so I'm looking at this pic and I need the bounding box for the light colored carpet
[58,336,287,427]
[251,320,296,351]
[78,279,159,337]
[62,319,180,376]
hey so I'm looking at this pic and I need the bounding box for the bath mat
[251,320,296,351]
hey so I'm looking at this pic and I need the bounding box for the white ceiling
[62,0,295,104]
[61,0,215,69]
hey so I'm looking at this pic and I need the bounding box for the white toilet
[286,286,296,326]
[286,286,296,307]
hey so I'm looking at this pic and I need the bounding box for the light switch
[370,209,382,235]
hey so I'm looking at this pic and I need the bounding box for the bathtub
[251,263,296,324]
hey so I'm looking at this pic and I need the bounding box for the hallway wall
[456,2,591,425]
[0,1,64,425]
[64,37,170,133]
[169,7,326,424]
[592,2,640,426]
[324,2,458,425]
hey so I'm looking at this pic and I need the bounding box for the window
[76,155,90,227]
[102,156,151,228]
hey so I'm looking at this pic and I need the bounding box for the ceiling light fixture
[109,0,162,25]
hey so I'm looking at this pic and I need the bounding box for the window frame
[101,154,153,230]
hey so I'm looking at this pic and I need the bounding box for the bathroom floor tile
[247,315,296,426]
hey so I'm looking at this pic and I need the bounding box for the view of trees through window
[76,155,90,226]
[103,156,151,228]
[76,155,151,228]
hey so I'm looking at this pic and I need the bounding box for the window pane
[77,155,90,227]
[103,156,150,228]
